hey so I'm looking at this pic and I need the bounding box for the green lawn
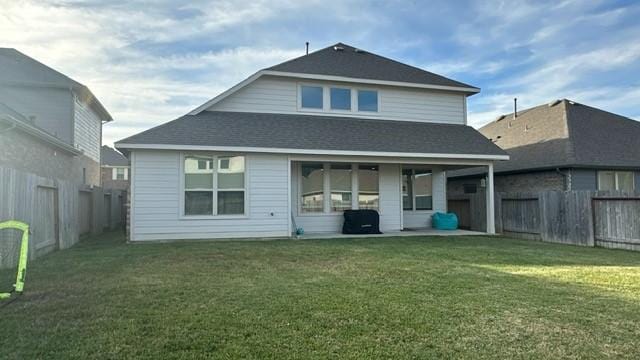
[1,232,640,359]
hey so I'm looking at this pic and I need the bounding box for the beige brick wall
[448,170,566,196]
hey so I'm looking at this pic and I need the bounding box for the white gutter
[115,143,509,161]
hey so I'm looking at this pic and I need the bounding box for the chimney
[513,98,518,119]
[305,42,309,55]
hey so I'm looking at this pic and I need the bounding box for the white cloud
[1,0,638,144]
[0,0,307,145]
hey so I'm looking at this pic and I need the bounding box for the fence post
[90,187,104,236]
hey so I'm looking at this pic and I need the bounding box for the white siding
[291,163,402,233]
[402,167,447,228]
[74,97,101,162]
[131,150,290,241]
[207,76,466,125]
[212,77,297,113]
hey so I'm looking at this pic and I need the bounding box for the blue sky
[1,0,639,145]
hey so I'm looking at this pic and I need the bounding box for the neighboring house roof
[267,43,477,90]
[116,111,507,160]
[189,42,479,115]
[0,102,81,155]
[0,48,112,122]
[101,145,129,166]
[450,99,640,177]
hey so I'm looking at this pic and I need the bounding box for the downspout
[555,168,570,191]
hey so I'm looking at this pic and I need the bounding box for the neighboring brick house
[0,48,112,185]
[448,99,640,195]
[101,145,130,190]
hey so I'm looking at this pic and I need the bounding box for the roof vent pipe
[305,42,309,55]
[513,98,518,119]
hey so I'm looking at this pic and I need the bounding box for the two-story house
[101,145,130,190]
[116,43,507,241]
[0,48,112,186]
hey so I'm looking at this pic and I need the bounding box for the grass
[1,232,640,359]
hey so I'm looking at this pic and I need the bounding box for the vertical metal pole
[486,163,496,234]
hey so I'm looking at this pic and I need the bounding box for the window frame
[297,162,380,216]
[402,168,433,212]
[357,89,379,112]
[300,162,326,214]
[597,170,635,192]
[180,153,248,219]
[115,167,126,180]
[329,163,354,212]
[298,84,325,112]
[329,87,352,111]
[297,83,380,114]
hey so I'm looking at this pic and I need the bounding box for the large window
[357,90,378,112]
[403,168,433,211]
[330,87,351,110]
[301,85,323,109]
[299,163,377,213]
[598,171,634,192]
[184,155,245,216]
[358,164,379,210]
[301,163,324,213]
[330,164,352,211]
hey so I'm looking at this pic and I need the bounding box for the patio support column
[486,163,496,234]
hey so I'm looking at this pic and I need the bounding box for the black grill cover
[342,210,382,235]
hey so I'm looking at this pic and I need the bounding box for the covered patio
[289,156,499,237]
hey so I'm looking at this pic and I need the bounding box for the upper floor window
[330,87,351,110]
[301,85,323,109]
[598,171,634,192]
[299,84,379,113]
[114,167,127,180]
[358,90,378,112]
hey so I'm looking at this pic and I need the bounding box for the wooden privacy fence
[592,196,640,251]
[447,193,486,231]
[448,190,640,250]
[0,166,126,269]
[494,191,640,250]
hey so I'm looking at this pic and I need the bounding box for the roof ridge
[561,100,579,165]
[264,42,476,90]
[263,43,338,71]
[1,48,83,88]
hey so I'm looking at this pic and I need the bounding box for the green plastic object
[0,220,29,299]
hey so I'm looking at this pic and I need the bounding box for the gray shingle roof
[266,43,477,91]
[450,99,640,177]
[0,48,113,122]
[101,145,129,166]
[116,111,505,157]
